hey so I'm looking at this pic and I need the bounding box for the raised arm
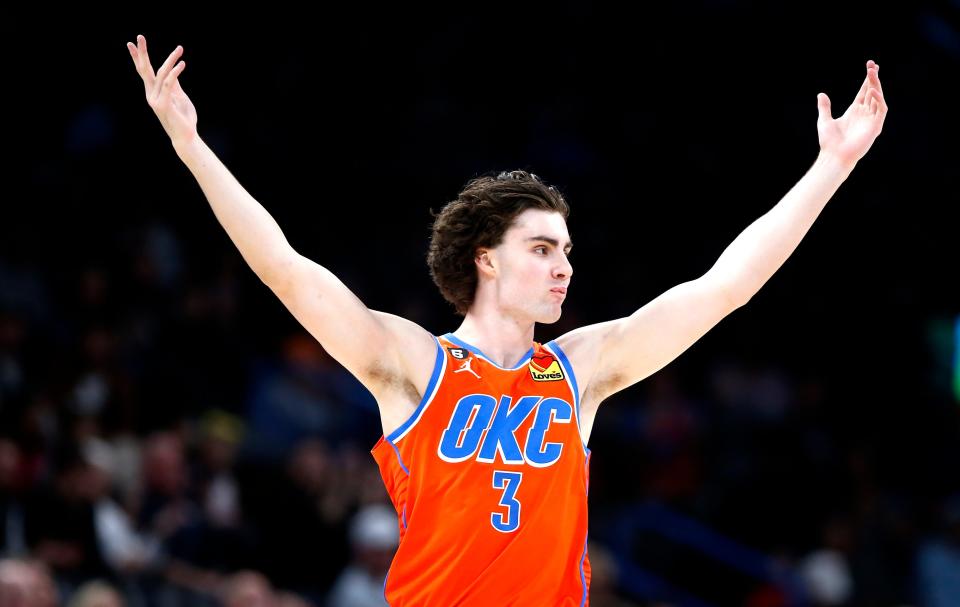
[558,61,888,424]
[126,36,436,431]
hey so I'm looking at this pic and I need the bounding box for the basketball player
[128,35,887,606]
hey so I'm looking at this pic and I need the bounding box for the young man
[128,35,887,606]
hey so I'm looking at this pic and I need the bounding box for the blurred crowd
[1,218,958,607]
[0,226,408,607]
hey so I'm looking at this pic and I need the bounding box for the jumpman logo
[454,357,481,379]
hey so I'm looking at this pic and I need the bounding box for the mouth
[550,287,567,299]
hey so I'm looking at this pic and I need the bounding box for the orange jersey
[372,334,591,606]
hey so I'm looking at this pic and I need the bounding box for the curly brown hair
[427,170,570,315]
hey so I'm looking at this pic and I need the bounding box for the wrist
[172,135,206,164]
[814,150,857,180]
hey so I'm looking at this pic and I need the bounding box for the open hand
[127,35,198,147]
[817,60,888,167]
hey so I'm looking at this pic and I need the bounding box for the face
[482,208,573,324]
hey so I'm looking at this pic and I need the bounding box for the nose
[553,254,573,280]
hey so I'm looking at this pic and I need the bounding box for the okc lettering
[437,394,573,466]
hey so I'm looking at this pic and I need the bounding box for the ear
[475,249,496,278]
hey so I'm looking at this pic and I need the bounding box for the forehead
[504,208,570,241]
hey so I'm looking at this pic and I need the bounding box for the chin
[536,307,563,325]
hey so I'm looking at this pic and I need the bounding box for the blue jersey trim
[545,340,579,409]
[387,336,446,443]
[544,340,589,454]
[443,333,534,370]
[585,451,591,495]
[579,451,591,606]
[387,438,410,475]
[579,531,589,607]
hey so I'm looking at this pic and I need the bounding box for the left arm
[559,61,888,411]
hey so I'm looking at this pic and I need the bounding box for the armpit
[584,370,627,405]
[365,361,423,405]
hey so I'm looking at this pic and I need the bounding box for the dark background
[2,5,959,606]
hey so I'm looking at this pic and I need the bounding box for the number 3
[491,470,523,532]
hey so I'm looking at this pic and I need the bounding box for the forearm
[173,136,294,283]
[708,152,855,305]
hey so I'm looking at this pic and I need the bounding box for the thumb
[817,93,832,121]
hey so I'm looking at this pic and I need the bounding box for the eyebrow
[526,236,573,252]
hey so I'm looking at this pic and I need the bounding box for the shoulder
[552,319,625,405]
[370,311,439,377]
[366,312,442,435]
[553,319,618,371]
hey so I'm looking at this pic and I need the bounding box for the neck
[453,307,535,368]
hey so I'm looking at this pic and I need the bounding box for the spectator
[0,437,27,557]
[221,570,274,607]
[798,516,854,606]
[0,558,58,607]
[66,580,124,607]
[251,439,349,601]
[25,444,110,594]
[917,494,960,607]
[327,504,399,607]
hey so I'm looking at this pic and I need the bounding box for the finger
[817,93,832,121]
[128,36,159,98]
[153,45,183,87]
[869,88,888,115]
[137,35,157,83]
[157,61,187,107]
[854,65,872,105]
[126,38,155,90]
[127,45,151,98]
[868,63,884,99]
[151,46,184,101]
[126,41,138,67]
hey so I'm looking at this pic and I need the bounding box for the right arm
[127,36,436,432]
[173,138,435,398]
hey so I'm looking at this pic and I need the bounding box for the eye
[533,246,548,255]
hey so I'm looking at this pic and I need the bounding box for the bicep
[594,274,742,397]
[265,253,434,391]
